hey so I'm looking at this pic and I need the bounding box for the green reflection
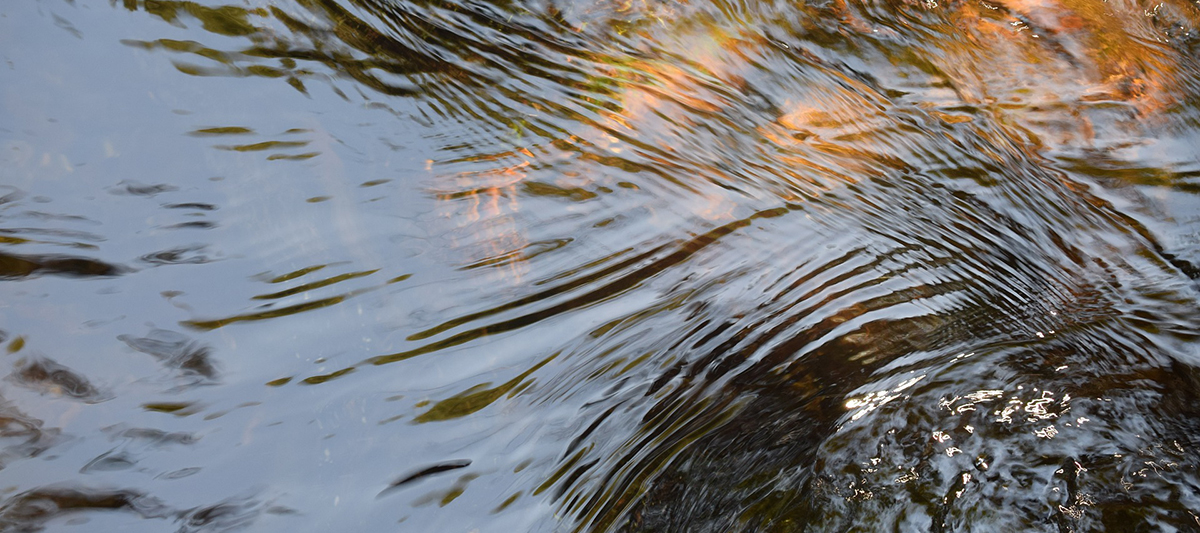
[124,0,262,37]
[268,152,320,161]
[269,264,328,283]
[181,288,372,330]
[413,352,558,423]
[142,402,202,416]
[215,140,309,152]
[301,367,355,385]
[187,126,254,136]
[251,269,378,300]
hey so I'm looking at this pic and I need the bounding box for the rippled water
[2,0,1200,531]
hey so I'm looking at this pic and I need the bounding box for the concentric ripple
[1,0,1198,531]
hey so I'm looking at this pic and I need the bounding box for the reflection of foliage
[120,0,262,36]
[414,353,556,423]
[114,0,761,156]
[107,2,1200,530]
[117,0,600,106]
[115,0,1200,127]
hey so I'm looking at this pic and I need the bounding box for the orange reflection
[432,149,535,284]
[955,0,1180,114]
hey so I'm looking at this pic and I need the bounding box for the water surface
[2,0,1200,531]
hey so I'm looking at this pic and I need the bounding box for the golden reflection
[935,0,1183,117]
[999,0,1179,109]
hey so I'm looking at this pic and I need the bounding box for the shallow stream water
[2,0,1200,531]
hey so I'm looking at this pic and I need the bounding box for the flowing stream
[2,0,1200,531]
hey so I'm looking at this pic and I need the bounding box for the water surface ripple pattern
[1,0,1199,531]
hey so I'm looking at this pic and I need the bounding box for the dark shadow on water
[8,357,110,404]
[0,486,281,533]
[0,251,126,280]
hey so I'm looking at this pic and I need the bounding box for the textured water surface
[1,0,1200,531]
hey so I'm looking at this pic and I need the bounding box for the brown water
[1,0,1199,531]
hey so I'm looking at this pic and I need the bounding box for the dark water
[2,0,1200,531]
